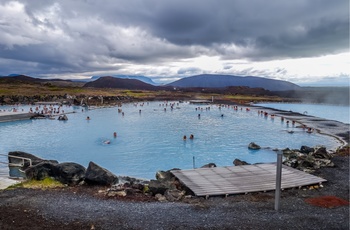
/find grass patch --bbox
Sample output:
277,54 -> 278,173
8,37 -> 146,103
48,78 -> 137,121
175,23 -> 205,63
0,89 -> 11,94
7,177 -> 65,190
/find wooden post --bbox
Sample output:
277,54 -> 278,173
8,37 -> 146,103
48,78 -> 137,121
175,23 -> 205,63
275,151 -> 283,211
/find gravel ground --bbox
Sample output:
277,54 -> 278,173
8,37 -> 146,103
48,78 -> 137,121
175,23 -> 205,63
0,154 -> 348,230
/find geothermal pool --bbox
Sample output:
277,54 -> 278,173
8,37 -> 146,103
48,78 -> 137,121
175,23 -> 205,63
0,101 -> 340,179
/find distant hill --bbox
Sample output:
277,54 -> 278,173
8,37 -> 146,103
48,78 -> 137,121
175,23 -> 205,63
83,76 -> 160,90
0,75 -> 84,87
167,74 -> 301,91
90,75 -> 157,85
0,75 -> 72,82
0,75 -> 45,83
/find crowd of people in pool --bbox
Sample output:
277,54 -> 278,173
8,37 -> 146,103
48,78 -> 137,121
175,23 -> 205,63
20,101 -> 312,145
29,105 -> 66,115
0,100 -> 316,151
2,101 -> 315,136
0,104 -> 68,116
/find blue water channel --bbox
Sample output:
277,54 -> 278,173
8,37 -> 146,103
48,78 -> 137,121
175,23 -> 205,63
0,101 -> 341,179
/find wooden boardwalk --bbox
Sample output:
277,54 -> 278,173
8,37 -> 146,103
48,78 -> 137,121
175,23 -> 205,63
0,112 -> 34,123
189,100 -> 212,104
171,163 -> 326,197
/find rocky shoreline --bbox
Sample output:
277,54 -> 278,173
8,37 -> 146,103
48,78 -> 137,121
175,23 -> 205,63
5,142 -> 347,202
0,148 -> 348,229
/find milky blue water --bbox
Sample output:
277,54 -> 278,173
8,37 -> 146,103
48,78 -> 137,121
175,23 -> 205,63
255,103 -> 350,124
0,102 -> 341,179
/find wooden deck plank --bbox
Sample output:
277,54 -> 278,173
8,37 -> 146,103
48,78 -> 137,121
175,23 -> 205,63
171,163 -> 326,196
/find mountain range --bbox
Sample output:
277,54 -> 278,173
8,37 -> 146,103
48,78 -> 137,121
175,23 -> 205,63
84,74 -> 301,91
1,74 -> 301,91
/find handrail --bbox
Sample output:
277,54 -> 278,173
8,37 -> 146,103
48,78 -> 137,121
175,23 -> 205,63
0,154 -> 32,167
0,161 -> 23,167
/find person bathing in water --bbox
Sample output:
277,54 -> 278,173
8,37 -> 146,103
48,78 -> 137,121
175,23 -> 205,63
307,127 -> 314,133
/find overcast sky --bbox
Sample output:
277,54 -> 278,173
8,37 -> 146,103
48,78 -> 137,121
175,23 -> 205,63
0,0 -> 349,85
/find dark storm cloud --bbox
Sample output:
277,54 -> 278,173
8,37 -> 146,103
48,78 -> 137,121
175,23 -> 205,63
252,18 -> 349,60
143,0 -> 349,58
0,0 -> 348,79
